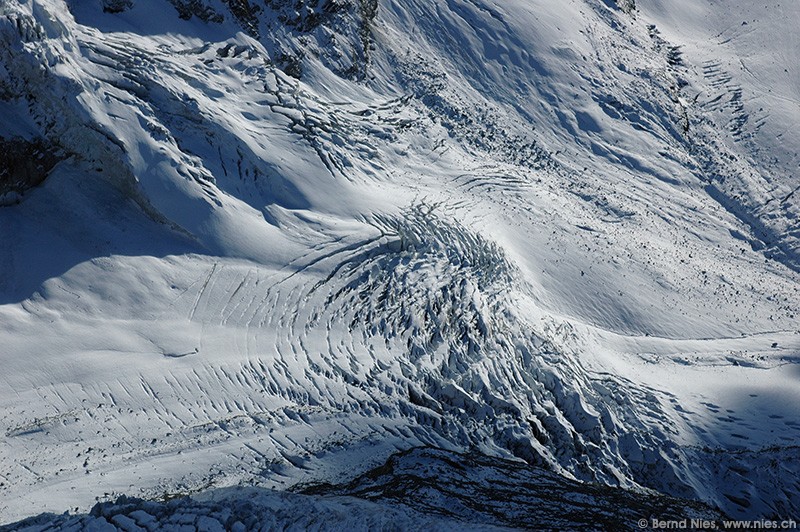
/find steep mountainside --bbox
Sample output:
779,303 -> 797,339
1,0 -> 798,526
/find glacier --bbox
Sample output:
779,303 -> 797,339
0,0 -> 798,528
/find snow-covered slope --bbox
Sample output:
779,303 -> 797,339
8,448 -> 725,531
1,0 -> 798,526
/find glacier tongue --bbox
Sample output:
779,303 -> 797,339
1,0 -> 799,525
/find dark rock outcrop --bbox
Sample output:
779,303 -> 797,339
102,0 -> 134,13
0,137 -> 61,205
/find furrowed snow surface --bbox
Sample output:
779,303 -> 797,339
0,0 -> 798,527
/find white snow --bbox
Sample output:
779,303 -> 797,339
0,0 -> 798,525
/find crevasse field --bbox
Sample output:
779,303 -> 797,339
0,0 -> 798,528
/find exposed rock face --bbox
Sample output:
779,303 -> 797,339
168,0 -> 225,23
304,448 -> 727,530
159,0 -> 377,79
247,0 -> 379,80
616,0 -> 636,14
0,137 -> 61,205
223,0 -> 262,36
87,0 -> 378,80
102,0 -> 134,13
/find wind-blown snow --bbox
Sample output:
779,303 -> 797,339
1,0 -> 798,525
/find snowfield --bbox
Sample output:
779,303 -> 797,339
0,0 -> 798,527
